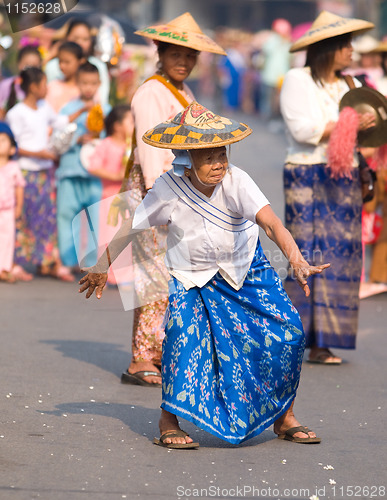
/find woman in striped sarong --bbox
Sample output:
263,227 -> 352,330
79,102 -> 329,448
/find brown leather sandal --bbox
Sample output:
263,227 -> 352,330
277,425 -> 321,444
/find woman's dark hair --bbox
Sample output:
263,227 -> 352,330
58,41 -> 84,60
65,18 -> 95,56
305,33 -> 352,84
20,67 -> 46,94
156,41 -> 173,56
6,45 -> 42,112
104,104 -> 131,136
156,41 -> 199,57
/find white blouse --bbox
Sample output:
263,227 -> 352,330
6,101 -> 68,171
280,67 -> 361,165
131,165 -> 270,291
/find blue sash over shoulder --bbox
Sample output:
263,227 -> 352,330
162,170 -> 255,232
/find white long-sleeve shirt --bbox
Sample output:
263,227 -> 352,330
280,67 -> 361,165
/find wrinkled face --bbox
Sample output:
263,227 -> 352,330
77,71 -> 100,100
333,39 -> 353,71
159,45 -> 198,85
189,146 -> 229,187
59,50 -> 82,78
67,25 -> 92,55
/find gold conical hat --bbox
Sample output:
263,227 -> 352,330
143,101 -> 252,150
290,11 -> 374,53
135,12 -> 226,55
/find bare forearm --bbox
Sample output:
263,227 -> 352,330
256,207 -> 307,266
15,186 -> 24,212
91,217 -> 139,272
268,220 -> 307,265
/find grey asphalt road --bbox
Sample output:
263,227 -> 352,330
1,114 -> 386,500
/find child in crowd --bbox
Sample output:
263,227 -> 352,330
0,123 -> 25,283
56,62 -> 111,273
6,67 -> 87,281
45,19 -> 110,106
88,104 -> 133,285
0,45 -> 42,118
46,41 -> 84,112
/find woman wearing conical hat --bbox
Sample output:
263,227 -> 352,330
280,11 -> 376,364
116,13 -> 226,388
80,101 -> 329,447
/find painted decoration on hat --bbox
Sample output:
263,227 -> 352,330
142,101 -> 252,150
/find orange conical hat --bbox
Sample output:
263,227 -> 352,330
135,12 -> 226,55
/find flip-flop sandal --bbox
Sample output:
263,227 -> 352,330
277,426 -> 321,444
307,350 -> 342,365
153,430 -> 199,449
120,370 -> 162,388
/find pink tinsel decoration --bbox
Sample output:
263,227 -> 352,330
327,106 -> 359,179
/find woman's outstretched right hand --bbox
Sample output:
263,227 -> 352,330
79,271 -> 108,299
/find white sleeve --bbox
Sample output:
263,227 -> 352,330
5,106 -> 24,140
280,68 -> 325,146
132,175 -> 178,230
224,167 -> 270,224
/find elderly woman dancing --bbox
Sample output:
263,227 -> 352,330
79,102 -> 329,448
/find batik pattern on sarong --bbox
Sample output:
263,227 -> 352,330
15,168 -> 57,268
161,242 -> 305,444
284,162 -> 362,349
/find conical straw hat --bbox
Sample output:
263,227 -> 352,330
135,12 -> 226,55
290,11 -> 374,53
143,101 -> 252,150
371,40 -> 387,53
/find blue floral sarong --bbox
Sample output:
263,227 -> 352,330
161,241 -> 305,444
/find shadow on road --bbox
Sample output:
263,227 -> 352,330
41,339 -> 129,377
41,401 -> 275,449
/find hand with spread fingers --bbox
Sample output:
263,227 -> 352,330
291,262 -> 331,297
79,270 -> 108,299
358,111 -> 376,131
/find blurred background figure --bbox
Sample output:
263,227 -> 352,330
0,44 -> 42,119
45,19 -> 110,107
0,122 -> 25,283
350,35 -> 382,87
280,11 -> 375,365
260,18 -> 292,126
217,28 -> 247,112
5,67 -> 72,281
46,41 -> 84,112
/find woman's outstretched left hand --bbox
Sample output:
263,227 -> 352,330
79,270 -> 108,299
291,262 -> 331,297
